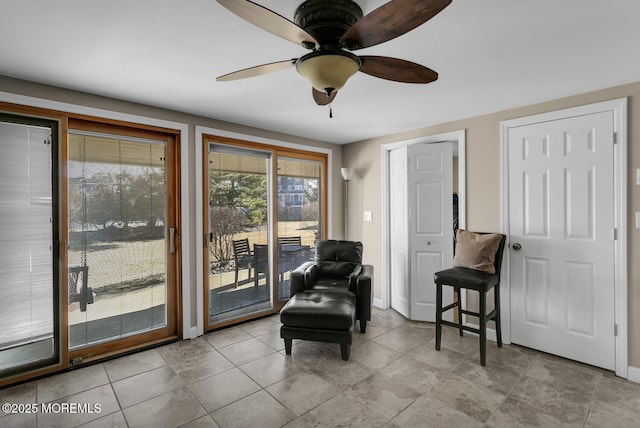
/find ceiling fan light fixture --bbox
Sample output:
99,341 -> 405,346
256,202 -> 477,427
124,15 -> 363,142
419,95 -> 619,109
296,50 -> 361,96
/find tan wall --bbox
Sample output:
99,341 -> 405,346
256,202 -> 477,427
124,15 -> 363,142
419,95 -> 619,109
343,80 -> 640,368
0,75 -> 344,330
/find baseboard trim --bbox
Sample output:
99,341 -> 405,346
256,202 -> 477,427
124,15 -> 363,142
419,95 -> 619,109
373,298 -> 384,309
627,366 -> 640,384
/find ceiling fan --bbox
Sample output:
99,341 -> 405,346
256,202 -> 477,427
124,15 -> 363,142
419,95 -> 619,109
216,0 -> 452,108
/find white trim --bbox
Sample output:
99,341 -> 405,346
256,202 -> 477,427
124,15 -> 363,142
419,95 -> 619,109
628,366 -> 640,384
380,130 -> 466,313
195,125 -> 333,335
500,98 -> 628,378
0,90 -> 195,340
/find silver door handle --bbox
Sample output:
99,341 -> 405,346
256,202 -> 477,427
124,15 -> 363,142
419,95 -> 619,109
512,242 -> 522,251
170,227 -> 176,253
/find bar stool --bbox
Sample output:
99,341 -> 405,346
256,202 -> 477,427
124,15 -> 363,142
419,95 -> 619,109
433,231 -> 507,366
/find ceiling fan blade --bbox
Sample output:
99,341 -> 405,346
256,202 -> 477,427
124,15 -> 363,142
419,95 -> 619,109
312,88 -> 337,106
216,59 -> 296,81
359,56 -> 438,83
340,0 -> 451,50
217,0 -> 318,47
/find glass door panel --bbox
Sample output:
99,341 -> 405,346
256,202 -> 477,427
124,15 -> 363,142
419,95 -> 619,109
68,131 -> 170,350
276,158 -> 322,302
208,145 -> 272,324
0,117 -> 58,377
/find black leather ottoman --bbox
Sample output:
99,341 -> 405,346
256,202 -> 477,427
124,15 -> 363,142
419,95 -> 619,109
280,289 -> 356,360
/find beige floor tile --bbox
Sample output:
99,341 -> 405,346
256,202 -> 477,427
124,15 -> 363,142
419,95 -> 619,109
112,365 -> 184,408
238,352 -> 302,388
372,328 -> 426,353
188,367 -> 260,412
350,337 -> 403,370
36,384 -> 120,428
381,356 -> 446,394
593,375 -> 640,415
405,343 -> 466,370
204,326 -> 253,349
392,393 -> 485,428
486,397 -> 581,428
76,410 -> 128,428
122,388 -> 206,428
307,356 -> 375,389
428,373 -> 507,422
169,349 -> 234,384
585,400 -> 640,428
346,372 -> 421,420
266,371 -> 340,416
217,337 -> 277,366
36,364 -> 110,403
284,393 -> 389,428
509,376 -> 590,424
159,338 -> 214,365
211,390 -> 295,428
104,348 -> 167,382
180,414 -> 220,428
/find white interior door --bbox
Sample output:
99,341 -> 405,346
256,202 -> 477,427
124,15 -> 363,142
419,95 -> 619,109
409,142 -> 453,321
508,111 -> 616,370
389,147 -> 410,318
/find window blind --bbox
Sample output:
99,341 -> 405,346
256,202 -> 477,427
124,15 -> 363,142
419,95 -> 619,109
0,121 -> 54,350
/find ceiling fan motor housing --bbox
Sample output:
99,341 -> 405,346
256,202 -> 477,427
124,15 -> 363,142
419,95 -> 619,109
294,0 -> 363,47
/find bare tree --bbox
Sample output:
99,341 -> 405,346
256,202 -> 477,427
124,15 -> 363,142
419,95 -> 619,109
210,206 -> 246,265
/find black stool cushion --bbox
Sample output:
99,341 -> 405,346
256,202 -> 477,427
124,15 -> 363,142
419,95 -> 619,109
280,290 -> 355,331
433,267 -> 499,291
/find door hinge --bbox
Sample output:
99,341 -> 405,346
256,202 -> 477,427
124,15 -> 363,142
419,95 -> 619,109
613,228 -> 618,240
613,132 -> 617,144
614,324 -> 618,336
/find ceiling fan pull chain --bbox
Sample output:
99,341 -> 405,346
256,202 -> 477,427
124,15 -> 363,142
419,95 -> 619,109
329,103 -> 333,118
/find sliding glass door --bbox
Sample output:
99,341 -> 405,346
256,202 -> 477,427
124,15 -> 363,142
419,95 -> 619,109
204,136 -> 327,329
0,115 -> 59,377
276,157 -> 323,303
67,122 -> 179,362
207,145 -> 271,323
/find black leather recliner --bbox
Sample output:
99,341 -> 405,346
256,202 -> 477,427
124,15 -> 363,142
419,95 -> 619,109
289,240 -> 373,333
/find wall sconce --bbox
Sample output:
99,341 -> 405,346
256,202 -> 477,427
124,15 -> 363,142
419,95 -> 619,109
341,168 -> 353,238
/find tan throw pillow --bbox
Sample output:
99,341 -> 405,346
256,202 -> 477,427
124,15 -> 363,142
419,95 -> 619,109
452,230 -> 502,274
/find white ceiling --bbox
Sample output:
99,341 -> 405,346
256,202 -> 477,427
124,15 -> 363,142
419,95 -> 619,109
1,0 -> 639,144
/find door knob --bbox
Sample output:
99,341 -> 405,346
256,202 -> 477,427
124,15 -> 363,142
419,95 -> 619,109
512,243 -> 522,251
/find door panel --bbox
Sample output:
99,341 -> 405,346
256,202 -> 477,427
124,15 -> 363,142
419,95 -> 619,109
67,124 -> 178,361
207,146 -> 272,324
509,111 -> 615,370
389,147 -> 409,317
409,143 -> 453,321
0,117 -> 58,378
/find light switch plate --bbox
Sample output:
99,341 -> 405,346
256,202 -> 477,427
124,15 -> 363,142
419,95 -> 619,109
636,212 -> 640,229
637,168 -> 640,185
363,211 -> 373,222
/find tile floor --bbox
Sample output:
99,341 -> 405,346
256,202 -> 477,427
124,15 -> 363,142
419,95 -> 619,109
2,307 -> 640,427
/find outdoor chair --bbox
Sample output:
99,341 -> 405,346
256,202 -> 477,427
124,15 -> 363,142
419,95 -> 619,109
253,243 -> 298,286
69,265 -> 93,312
277,236 -> 301,246
232,238 -> 253,288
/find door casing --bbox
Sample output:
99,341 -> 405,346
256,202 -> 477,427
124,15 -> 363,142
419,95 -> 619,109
500,98 -> 628,378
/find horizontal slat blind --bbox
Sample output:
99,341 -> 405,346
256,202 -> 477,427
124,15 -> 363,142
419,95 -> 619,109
0,122 -> 53,349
